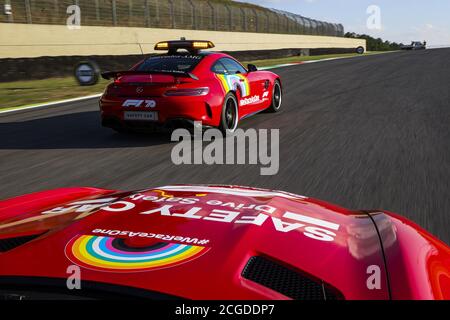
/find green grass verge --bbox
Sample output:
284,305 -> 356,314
0,52 -> 388,111
0,77 -> 109,111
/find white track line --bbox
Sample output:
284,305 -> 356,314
259,53 -> 383,70
0,93 -> 102,115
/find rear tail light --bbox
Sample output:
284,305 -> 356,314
164,87 -> 209,97
105,84 -> 120,96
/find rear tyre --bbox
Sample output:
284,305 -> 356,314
267,80 -> 282,113
219,93 -> 239,135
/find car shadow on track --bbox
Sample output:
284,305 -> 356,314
0,111 -> 174,149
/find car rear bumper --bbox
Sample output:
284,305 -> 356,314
99,95 -> 220,129
101,116 -> 215,132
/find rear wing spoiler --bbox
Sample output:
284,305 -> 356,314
101,70 -> 199,81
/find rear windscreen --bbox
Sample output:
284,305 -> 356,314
136,55 -> 203,73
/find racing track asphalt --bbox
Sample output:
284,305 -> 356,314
1,49 -> 449,244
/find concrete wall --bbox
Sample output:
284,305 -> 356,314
0,23 -> 366,59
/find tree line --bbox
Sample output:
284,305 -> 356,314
345,32 -> 404,51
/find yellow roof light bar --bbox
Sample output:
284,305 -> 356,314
192,41 -> 214,49
155,42 -> 169,50
154,40 -> 215,52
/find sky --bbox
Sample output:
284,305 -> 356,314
237,0 -> 450,47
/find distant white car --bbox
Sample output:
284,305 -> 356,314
401,41 -> 427,50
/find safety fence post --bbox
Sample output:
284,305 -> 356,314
276,13 -> 281,33
319,21 -> 325,35
251,8 -> 257,33
187,0 -> 196,30
94,0 -> 100,21
128,0 -> 132,25
263,10 -> 269,33
144,0 -> 150,27
168,0 -> 175,28
284,14 -> 289,34
112,0 -> 117,26
240,7 -> 246,32
24,0 -> 32,23
206,1 -> 216,31
224,3 -> 232,31
295,18 -> 300,35
52,0 -> 59,23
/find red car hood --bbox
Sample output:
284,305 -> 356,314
0,185 -> 390,300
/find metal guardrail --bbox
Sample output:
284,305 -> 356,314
2,0 -> 344,37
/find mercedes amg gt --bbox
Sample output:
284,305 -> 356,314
100,40 -> 282,134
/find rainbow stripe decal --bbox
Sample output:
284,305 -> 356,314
216,74 -> 250,97
65,235 -> 209,272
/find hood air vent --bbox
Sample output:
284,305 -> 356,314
242,256 -> 340,300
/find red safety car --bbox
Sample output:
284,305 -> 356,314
0,185 -> 449,300
99,40 -> 282,134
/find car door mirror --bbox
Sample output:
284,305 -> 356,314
247,64 -> 258,72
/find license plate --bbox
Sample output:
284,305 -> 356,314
124,111 -> 158,121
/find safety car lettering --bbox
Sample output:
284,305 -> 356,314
240,95 -> 261,106
90,229 -> 210,245
42,197 -> 117,215
137,204 -> 340,242
122,99 -> 156,108
43,189 -> 339,243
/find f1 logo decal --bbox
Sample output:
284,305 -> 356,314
122,100 -> 156,108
